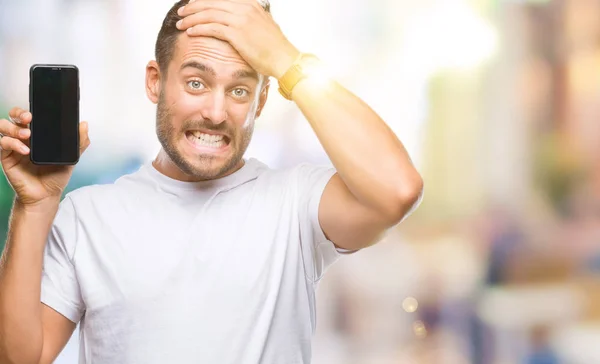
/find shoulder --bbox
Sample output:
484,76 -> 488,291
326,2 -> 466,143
288,162 -> 336,191
249,161 -> 335,205
291,162 -> 335,177
64,166 -> 149,208
63,184 -> 112,209
254,160 -> 334,183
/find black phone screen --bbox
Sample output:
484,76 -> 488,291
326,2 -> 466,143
30,65 -> 79,164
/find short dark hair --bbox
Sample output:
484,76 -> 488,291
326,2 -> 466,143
155,0 -> 271,76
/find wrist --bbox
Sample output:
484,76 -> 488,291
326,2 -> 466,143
276,52 -> 325,100
14,196 -> 61,215
272,45 -> 300,80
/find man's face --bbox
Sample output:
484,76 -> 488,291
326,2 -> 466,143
154,35 -> 267,180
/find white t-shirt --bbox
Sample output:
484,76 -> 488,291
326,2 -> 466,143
41,158 -> 346,364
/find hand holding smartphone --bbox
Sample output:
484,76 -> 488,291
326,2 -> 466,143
29,64 -> 80,165
0,65 -> 90,207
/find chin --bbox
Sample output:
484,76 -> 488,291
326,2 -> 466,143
188,158 -> 230,178
176,146 -> 242,180
159,131 -> 247,180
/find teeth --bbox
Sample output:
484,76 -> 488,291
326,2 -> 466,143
189,132 -> 224,142
194,138 -> 225,148
188,133 -> 226,148
187,131 -> 227,149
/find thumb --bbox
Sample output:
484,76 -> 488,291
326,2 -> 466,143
79,121 -> 91,154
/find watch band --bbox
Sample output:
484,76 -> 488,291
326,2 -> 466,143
277,53 -> 317,100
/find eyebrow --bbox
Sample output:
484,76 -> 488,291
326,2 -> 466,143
181,61 -> 258,81
232,69 -> 259,81
181,61 -> 216,76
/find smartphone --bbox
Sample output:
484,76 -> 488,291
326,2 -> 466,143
29,64 -> 80,165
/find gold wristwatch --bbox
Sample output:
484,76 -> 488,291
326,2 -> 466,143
277,53 -> 321,100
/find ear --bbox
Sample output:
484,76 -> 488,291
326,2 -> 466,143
146,61 -> 161,104
255,79 -> 270,118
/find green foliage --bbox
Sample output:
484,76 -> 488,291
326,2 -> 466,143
0,104 -> 11,254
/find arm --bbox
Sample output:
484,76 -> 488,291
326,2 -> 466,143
0,201 -> 76,364
0,107 -> 89,364
176,0 -> 424,251
291,76 -> 423,251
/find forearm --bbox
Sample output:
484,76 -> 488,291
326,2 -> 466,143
0,199 -> 59,364
292,78 -> 423,218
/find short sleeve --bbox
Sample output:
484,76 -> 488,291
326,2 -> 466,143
295,163 -> 343,283
41,195 -> 85,323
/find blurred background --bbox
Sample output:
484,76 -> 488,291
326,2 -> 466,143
2,0 -> 600,363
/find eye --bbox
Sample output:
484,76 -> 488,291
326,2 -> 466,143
231,88 -> 249,98
187,80 -> 205,90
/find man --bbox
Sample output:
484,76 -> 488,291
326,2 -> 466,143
0,0 -> 423,363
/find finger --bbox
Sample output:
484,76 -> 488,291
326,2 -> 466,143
0,135 -> 30,155
8,107 -> 31,126
79,122 -> 91,154
14,111 -> 32,126
177,9 -> 239,30
8,107 -> 24,120
0,118 -> 31,140
186,23 -> 233,41
178,0 -> 241,17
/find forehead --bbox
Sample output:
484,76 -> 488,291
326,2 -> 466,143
171,34 -> 253,75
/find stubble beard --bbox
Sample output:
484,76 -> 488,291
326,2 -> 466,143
155,92 -> 254,180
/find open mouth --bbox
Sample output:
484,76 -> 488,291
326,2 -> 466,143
185,130 -> 231,150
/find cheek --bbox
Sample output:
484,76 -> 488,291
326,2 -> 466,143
164,89 -> 203,121
171,85 -> 201,110
229,101 -> 257,126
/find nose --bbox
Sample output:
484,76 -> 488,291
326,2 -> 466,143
199,91 -> 228,125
